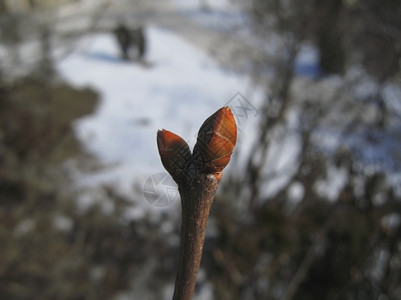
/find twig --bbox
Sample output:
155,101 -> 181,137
173,175 -> 219,300
157,107 -> 237,300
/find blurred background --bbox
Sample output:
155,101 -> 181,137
0,0 -> 400,299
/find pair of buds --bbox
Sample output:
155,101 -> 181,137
157,107 -> 237,184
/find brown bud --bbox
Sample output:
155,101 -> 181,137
157,129 -> 191,181
193,106 -> 237,174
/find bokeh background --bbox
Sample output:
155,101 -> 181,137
1,0 -> 400,299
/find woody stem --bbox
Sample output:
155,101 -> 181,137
172,174 -> 219,300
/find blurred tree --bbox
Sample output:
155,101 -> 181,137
0,76 -> 177,300
206,0 -> 401,299
249,0 -> 401,77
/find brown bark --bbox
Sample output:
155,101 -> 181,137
172,174 -> 219,300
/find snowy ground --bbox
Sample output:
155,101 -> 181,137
56,25 -> 264,213
52,0 -> 401,214
52,0 -> 311,209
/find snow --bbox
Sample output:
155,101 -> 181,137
52,1 -> 400,212
260,130 -> 302,198
383,84 -> 401,116
53,215 -> 74,232
174,0 -> 249,34
287,181 -> 305,203
174,0 -> 235,11
56,26 -> 260,205
315,166 -> 348,202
